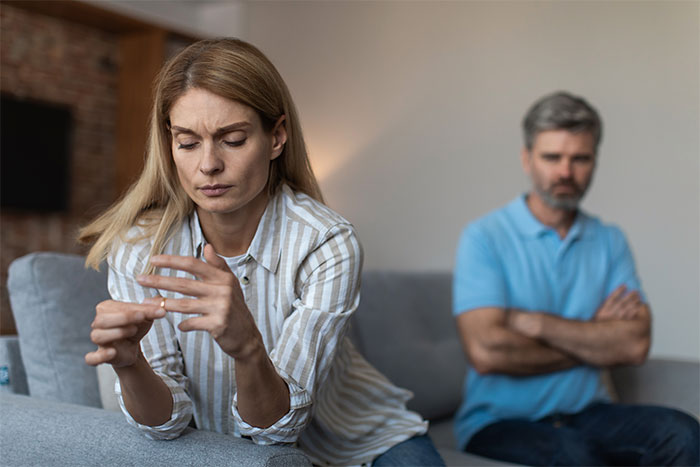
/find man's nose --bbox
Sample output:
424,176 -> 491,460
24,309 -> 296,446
199,143 -> 224,175
558,159 -> 573,179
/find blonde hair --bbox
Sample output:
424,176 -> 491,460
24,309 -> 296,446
79,38 -> 323,269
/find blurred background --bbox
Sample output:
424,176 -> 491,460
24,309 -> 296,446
1,0 -> 697,362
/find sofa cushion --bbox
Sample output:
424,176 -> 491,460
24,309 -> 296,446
350,271 -> 466,421
0,393 -> 311,466
7,252 -> 109,407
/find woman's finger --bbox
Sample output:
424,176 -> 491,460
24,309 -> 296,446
149,254 -> 230,281
90,326 -> 139,345
93,310 -> 145,329
178,316 -> 212,333
85,346 -> 116,366
202,244 -> 231,272
157,297 -> 211,315
97,299 -> 166,317
136,274 -> 215,297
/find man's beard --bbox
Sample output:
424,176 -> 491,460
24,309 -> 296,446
535,180 -> 588,211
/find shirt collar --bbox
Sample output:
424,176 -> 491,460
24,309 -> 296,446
189,188 -> 284,274
509,194 -> 549,237
509,194 -> 590,241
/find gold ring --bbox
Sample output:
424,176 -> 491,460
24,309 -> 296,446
160,297 -> 167,311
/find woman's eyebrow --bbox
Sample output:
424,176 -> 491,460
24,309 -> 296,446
214,122 -> 251,136
170,122 -> 252,137
170,126 -> 197,136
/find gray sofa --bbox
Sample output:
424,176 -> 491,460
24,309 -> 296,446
3,252 -> 699,466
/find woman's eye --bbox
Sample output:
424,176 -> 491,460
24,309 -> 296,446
178,142 -> 197,150
224,139 -> 246,148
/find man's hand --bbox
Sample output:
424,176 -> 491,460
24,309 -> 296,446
595,285 -> 643,321
456,307 -> 580,375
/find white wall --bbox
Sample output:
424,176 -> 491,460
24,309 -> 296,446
243,1 -> 700,362
109,1 -> 700,361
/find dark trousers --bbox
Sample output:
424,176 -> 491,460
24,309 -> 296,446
373,434 -> 445,466
465,403 -> 699,466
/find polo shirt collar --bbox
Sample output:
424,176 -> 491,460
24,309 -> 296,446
188,189 -> 283,274
509,194 -> 549,237
510,194 -> 590,241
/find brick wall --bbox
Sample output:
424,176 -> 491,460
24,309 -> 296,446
1,5 -> 118,333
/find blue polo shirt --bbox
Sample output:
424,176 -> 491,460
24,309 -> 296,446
452,195 -> 645,450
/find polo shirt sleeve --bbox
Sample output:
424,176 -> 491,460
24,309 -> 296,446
453,223 -> 508,316
605,226 -> 647,303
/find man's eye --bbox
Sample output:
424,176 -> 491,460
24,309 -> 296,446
178,142 -> 197,150
224,139 -> 246,148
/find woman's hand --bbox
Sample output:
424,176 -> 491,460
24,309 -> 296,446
136,244 -> 263,360
85,298 -> 166,368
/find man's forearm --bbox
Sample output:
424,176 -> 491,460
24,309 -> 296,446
468,325 -> 580,375
512,308 -> 651,367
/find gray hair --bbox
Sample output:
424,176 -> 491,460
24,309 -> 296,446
522,91 -> 602,151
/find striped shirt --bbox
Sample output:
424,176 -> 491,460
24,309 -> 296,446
109,185 -> 428,466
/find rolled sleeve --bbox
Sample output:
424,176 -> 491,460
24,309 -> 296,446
115,372 -> 193,440
232,368 -> 313,444
107,234 -> 194,440
236,223 -> 362,445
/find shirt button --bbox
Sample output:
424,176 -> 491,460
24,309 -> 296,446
241,276 -> 250,285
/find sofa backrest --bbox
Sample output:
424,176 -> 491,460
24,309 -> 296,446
7,252 -> 109,407
349,270 -> 465,422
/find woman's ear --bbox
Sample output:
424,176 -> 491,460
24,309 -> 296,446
270,115 -> 287,161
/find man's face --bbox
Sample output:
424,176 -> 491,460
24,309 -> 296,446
521,129 -> 597,211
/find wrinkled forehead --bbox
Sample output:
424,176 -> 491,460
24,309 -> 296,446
168,88 -> 260,134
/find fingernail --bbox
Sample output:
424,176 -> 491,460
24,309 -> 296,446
136,275 -> 147,282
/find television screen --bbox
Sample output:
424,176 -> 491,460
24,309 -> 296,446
1,94 -> 72,212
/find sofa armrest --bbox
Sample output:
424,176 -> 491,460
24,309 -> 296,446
611,358 -> 699,418
0,336 -> 28,395
0,393 -> 311,466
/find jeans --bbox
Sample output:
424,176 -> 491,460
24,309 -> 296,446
372,434 -> 445,466
465,403 -> 699,466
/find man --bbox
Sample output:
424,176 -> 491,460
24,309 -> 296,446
453,91 -> 699,466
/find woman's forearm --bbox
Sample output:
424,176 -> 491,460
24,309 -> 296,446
114,352 -> 173,426
234,337 -> 290,428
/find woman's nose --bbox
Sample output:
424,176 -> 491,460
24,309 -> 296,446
199,144 -> 224,175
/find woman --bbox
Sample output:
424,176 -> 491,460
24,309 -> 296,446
80,38 -> 443,466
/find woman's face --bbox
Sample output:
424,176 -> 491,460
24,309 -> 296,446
168,88 -> 286,219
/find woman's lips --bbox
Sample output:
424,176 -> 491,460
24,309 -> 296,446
199,184 -> 232,196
